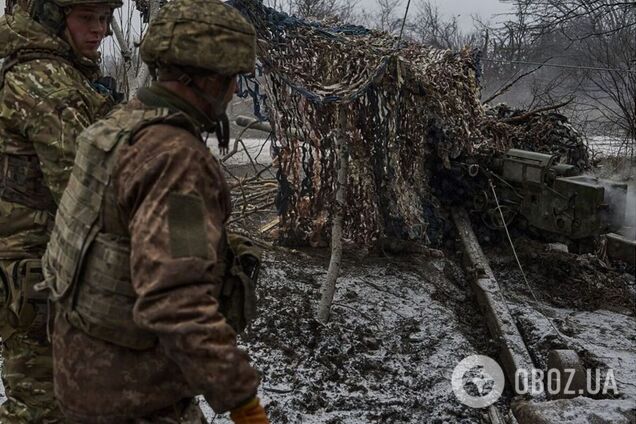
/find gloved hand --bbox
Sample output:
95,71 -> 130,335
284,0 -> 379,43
230,397 -> 270,424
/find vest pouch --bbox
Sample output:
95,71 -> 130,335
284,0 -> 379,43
0,153 -> 56,211
4,259 -> 46,330
69,232 -> 157,350
219,233 -> 262,333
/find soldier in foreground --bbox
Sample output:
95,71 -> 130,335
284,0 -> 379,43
0,0 -> 121,421
41,0 -> 269,422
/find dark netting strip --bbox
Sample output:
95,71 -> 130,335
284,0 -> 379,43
230,0 -> 587,247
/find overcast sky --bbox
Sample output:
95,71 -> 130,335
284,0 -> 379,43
0,0 -> 513,26
0,0 -> 513,33
358,0 -> 512,28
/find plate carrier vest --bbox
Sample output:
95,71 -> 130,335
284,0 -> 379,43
42,106 -> 206,350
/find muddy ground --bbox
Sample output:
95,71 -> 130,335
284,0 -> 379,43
1,237 -> 633,422
1,150 -> 634,423
200,230 -> 635,423
0,245 -> 503,423
203,248 -> 499,423
484,237 -> 636,401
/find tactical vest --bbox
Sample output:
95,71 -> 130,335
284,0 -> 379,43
42,107 -> 199,350
42,106 -> 261,350
0,51 -> 109,211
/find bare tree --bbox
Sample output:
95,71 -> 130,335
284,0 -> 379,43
265,0 -> 359,22
501,0 -> 636,39
576,21 -> 636,143
482,0 -> 635,151
358,0 -> 403,34
317,112 -> 349,323
263,0 -> 294,15
408,1 -> 481,49
102,0 -> 149,99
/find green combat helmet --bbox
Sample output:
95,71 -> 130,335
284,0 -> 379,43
23,0 -> 123,34
140,0 -> 256,152
140,0 -> 256,77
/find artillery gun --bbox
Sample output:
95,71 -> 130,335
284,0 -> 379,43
476,149 -> 625,237
440,148 -> 634,263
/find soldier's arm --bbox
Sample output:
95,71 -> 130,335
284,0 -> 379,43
26,88 -> 93,203
115,123 -> 259,414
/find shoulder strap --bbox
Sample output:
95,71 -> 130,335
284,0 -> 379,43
128,110 -> 203,146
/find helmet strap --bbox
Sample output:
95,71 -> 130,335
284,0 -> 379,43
175,71 -> 232,154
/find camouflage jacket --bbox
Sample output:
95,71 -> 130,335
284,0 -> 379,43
0,8 -> 112,259
51,86 -> 259,422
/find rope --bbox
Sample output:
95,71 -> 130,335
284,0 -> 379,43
488,178 -> 567,342
482,58 -> 636,74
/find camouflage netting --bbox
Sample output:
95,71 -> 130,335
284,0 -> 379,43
231,0 -> 589,247
480,104 -> 590,170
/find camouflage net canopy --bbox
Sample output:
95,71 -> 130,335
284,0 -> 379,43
481,104 -> 590,170
232,0 -> 588,247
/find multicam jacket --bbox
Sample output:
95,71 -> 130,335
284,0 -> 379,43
0,7 -> 112,259
45,86 -> 259,423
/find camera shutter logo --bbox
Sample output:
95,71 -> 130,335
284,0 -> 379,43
452,355 -> 506,408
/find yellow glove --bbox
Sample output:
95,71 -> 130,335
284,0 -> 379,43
230,397 -> 270,424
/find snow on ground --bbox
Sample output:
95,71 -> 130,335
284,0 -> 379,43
208,137 -> 273,167
205,249 -> 495,423
487,237 -> 636,404
1,249 -> 497,423
512,305 -> 636,400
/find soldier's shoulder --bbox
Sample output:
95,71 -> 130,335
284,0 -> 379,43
5,58 -> 90,100
79,103 -> 149,147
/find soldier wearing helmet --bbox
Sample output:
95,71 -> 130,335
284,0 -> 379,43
0,0 -> 121,421
40,0 -> 269,422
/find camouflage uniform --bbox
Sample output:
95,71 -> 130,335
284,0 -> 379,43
0,4 -> 117,422
41,1 -> 269,423
46,92 -> 260,423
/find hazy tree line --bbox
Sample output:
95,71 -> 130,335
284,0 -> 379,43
487,1 -> 635,147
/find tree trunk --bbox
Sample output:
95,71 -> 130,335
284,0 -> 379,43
110,19 -> 132,64
131,0 -> 162,94
317,111 -> 349,323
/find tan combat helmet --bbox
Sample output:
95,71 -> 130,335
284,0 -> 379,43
140,0 -> 256,76
26,0 -> 123,34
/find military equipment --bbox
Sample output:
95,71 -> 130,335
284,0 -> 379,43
139,0 -> 256,76
221,233 -> 262,333
3,259 -> 47,329
42,107 -> 198,351
28,0 -> 122,34
490,149 -> 625,239
42,104 -> 262,352
450,148 -> 628,243
93,76 -> 124,104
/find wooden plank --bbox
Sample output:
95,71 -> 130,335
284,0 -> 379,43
451,208 -> 538,398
